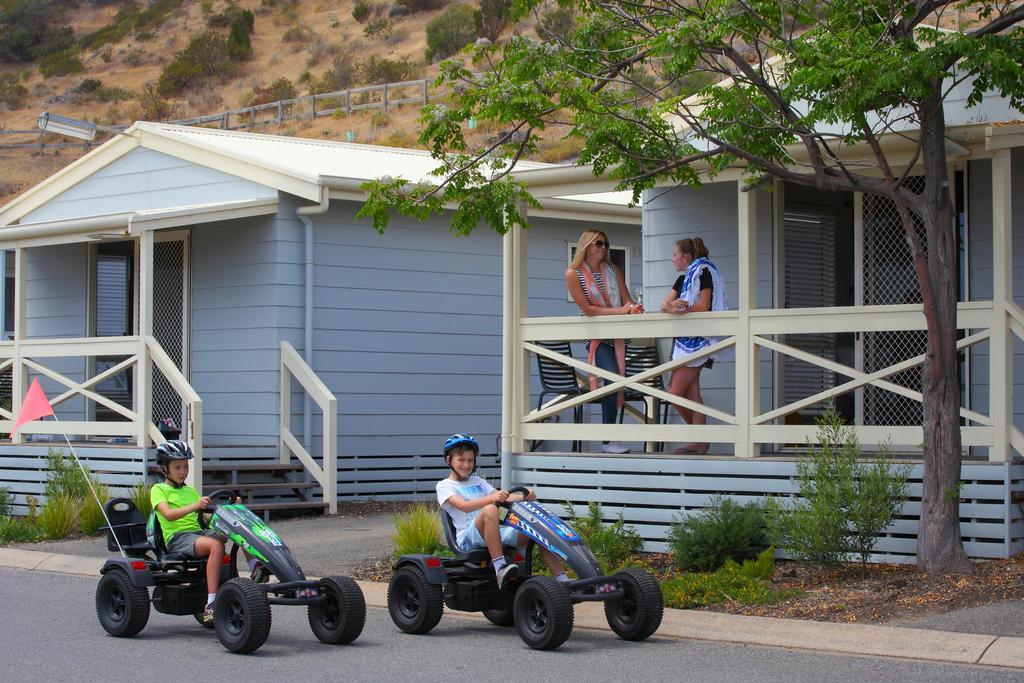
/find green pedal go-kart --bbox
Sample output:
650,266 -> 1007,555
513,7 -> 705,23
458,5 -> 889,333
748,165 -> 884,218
387,486 -> 664,651
96,489 -> 365,654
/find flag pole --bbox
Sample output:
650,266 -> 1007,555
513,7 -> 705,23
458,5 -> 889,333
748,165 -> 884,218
50,414 -> 127,558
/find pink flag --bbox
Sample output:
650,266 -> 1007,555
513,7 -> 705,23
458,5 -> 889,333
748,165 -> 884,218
11,378 -> 54,435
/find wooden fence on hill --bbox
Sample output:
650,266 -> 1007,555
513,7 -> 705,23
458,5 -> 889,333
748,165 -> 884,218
0,78 -> 432,150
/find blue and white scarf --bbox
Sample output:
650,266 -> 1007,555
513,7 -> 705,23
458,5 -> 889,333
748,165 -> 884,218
673,257 -> 734,362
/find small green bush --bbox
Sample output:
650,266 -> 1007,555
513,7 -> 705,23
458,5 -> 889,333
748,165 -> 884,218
38,49 -> 85,78
0,486 -> 10,517
0,74 -> 28,109
43,449 -> 89,501
37,491 -> 80,539
79,482 -> 111,536
398,0 -> 448,12
0,516 -> 41,545
425,4 -> 478,62
566,501 -> 643,571
128,480 -> 152,520
157,32 -> 236,96
392,503 -> 445,555
226,9 -> 255,60
660,549 -> 791,609
124,48 -> 145,67
360,55 -> 415,85
352,0 -> 373,23
473,0 -> 511,42
766,409 -> 911,567
0,0 -> 75,62
247,77 -> 297,107
668,497 -> 769,571
364,18 -> 393,38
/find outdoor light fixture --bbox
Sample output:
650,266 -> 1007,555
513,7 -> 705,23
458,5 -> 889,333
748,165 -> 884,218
36,112 -> 131,141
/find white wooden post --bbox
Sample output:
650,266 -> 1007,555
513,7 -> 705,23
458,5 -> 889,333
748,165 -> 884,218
501,203 -> 528,488
990,151 -> 1013,461
736,183 -> 759,457
280,349 -> 291,465
10,248 -> 26,445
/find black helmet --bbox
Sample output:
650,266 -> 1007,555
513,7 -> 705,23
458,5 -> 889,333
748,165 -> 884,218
155,439 -> 193,466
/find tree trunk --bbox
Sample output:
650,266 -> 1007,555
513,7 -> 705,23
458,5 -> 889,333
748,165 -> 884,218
914,92 -> 973,573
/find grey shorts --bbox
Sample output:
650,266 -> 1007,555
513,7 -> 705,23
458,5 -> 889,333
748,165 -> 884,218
165,529 -> 225,557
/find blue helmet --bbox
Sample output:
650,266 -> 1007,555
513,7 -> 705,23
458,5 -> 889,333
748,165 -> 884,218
443,433 -> 479,457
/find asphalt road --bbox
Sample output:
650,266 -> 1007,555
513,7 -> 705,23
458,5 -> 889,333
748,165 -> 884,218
1,568 -> 1019,682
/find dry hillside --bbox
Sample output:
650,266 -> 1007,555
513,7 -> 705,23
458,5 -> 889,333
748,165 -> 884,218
0,0 -> 578,206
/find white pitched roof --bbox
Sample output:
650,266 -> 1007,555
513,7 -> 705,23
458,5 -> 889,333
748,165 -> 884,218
134,122 -> 555,185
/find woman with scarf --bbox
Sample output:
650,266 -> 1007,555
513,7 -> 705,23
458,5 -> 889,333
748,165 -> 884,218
565,229 -> 643,454
660,237 -> 730,455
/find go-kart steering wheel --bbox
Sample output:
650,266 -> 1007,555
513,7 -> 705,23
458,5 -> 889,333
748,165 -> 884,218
500,486 -> 531,506
197,488 -> 238,528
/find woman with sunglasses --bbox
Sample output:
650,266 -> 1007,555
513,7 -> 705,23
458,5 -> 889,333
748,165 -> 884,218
565,229 -> 643,454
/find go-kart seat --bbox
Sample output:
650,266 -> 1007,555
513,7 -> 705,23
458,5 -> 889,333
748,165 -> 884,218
440,508 -> 517,564
147,512 -> 193,562
102,498 -> 154,558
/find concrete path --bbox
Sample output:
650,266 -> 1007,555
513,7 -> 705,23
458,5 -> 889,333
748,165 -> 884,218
2,545 -> 1023,670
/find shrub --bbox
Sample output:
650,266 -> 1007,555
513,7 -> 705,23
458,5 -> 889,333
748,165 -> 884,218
157,32 -> 236,96
124,48 -> 145,67
37,491 -> 79,539
360,55 -> 415,85
0,516 -> 41,545
668,497 -> 770,572
282,25 -> 314,43
766,409 -> 911,567
364,18 -> 393,38
43,449 -> 89,501
315,52 -> 359,91
392,503 -> 445,555
0,0 -> 75,62
95,86 -> 135,103
397,0 -> 448,12
539,6 -> 575,42
79,0 -> 183,51
38,49 -> 85,78
249,77 -> 297,105
0,74 -> 28,109
352,0 -> 373,23
660,549 -> 791,609
566,501 -> 643,570
425,4 -> 478,62
0,486 -> 10,517
130,480 -> 153,520
79,482 -> 112,536
474,0 -> 511,42
139,83 -> 176,120
227,9 -> 255,60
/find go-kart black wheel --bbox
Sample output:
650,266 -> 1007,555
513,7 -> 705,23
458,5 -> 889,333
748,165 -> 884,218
214,577 -> 272,654
387,565 -> 443,634
95,568 -> 150,637
309,575 -> 366,644
513,576 -> 573,650
483,608 -> 514,626
604,568 -> 663,641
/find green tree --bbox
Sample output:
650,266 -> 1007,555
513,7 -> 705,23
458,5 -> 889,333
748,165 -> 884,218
360,1 -> 1024,573
425,4 -> 478,62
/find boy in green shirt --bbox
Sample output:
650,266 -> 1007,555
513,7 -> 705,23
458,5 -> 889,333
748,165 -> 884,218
150,440 -> 266,624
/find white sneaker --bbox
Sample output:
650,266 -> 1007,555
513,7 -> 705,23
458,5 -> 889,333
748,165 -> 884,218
495,563 -> 519,588
601,441 -> 631,454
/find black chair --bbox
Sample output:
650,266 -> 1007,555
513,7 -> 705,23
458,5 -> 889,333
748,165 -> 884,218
439,509 -> 517,564
101,498 -> 153,558
533,341 -> 602,452
616,344 -> 673,450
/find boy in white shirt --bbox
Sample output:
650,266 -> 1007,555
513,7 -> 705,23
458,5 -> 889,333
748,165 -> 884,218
436,434 -> 567,588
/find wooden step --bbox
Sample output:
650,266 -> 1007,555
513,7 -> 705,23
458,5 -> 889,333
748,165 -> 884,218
202,462 -> 305,473
202,481 -> 320,493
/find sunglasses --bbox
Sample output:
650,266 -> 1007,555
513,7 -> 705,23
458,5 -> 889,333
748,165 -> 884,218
591,239 -> 608,248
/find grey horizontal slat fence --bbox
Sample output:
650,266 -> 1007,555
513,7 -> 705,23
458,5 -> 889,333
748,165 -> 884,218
0,444 -> 147,516
512,454 -> 1024,563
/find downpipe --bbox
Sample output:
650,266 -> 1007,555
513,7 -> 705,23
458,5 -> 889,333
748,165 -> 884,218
295,187 -> 330,456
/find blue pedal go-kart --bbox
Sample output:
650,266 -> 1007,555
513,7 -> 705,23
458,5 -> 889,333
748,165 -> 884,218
387,487 -> 663,650
96,488 -> 365,654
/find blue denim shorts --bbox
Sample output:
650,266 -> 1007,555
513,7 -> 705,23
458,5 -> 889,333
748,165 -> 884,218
459,524 -> 519,552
